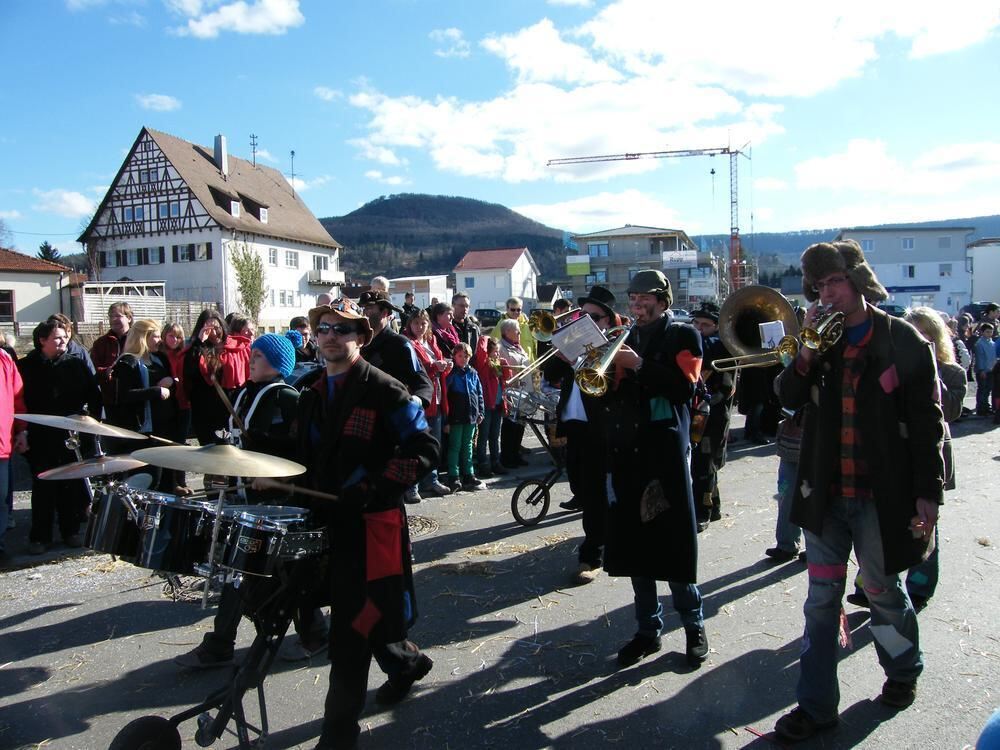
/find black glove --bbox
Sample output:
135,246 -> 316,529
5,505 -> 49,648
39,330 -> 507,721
340,480 -> 371,511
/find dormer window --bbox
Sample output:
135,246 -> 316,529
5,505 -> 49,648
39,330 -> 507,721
259,207 -> 268,224
230,200 -> 241,217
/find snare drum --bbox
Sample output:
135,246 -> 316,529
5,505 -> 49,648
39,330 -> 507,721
135,493 -> 216,575
84,485 -> 142,560
217,511 -> 298,577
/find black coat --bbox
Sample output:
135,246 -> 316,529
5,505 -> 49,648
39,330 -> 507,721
106,352 -> 176,436
603,317 -> 702,583
361,328 -> 433,408
776,307 -> 945,575
453,317 -> 481,354
295,360 -> 439,642
700,335 -> 735,467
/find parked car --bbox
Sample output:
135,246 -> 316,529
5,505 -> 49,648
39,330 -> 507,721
961,301 -> 994,321
474,308 -> 503,331
877,303 -> 907,317
670,308 -> 692,323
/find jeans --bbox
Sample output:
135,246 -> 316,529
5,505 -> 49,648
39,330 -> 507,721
976,371 -> 992,412
418,414 -> 443,491
0,459 -> 9,552
798,495 -> 922,722
447,423 -> 476,478
774,458 -> 803,553
476,408 -> 502,466
630,576 -> 704,637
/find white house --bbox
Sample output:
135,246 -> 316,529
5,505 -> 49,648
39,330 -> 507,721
388,275 -> 451,309
0,247 -> 73,335
453,247 -> 539,313
967,238 -> 1000,304
836,225 -> 974,313
78,127 -> 344,332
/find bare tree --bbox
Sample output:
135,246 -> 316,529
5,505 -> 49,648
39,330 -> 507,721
0,218 -> 11,248
230,241 -> 268,325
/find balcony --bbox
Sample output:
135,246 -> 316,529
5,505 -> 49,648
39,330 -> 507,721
307,269 -> 345,285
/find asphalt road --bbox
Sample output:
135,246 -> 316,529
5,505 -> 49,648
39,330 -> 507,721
1,410 -> 998,750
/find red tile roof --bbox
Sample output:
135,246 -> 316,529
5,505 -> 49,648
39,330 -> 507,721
0,247 -> 72,274
454,247 -> 528,272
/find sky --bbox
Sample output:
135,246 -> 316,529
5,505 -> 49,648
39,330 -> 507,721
1,0 -> 999,257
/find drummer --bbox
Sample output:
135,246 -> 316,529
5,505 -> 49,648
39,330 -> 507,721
296,302 -> 439,750
174,333 -> 327,668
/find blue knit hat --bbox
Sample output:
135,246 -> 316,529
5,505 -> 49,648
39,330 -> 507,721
252,333 -> 296,378
284,329 -> 303,349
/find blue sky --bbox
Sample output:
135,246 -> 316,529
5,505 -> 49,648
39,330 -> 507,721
1,0 -> 998,256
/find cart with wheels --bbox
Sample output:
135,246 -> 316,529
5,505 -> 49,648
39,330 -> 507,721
506,389 -> 564,526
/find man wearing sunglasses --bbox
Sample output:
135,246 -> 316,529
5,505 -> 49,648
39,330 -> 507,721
489,296 -> 536,362
772,241 -> 945,742
296,303 -> 439,750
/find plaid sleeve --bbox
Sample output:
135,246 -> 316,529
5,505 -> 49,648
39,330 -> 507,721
379,395 -> 438,491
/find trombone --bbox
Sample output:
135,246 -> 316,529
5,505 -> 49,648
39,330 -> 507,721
529,308 -> 581,342
575,324 -> 634,397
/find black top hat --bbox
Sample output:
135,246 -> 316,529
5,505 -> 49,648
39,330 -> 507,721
358,290 -> 403,314
577,285 -> 616,319
689,301 -> 720,323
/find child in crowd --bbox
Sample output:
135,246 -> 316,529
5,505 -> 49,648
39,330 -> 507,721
473,336 -> 509,478
445,342 -> 486,492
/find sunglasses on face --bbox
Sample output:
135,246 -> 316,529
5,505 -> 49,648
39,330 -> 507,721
509,308 -> 521,313
588,312 -> 607,322
315,322 -> 358,337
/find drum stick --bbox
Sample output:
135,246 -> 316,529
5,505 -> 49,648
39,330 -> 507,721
253,478 -> 339,503
210,376 -> 246,433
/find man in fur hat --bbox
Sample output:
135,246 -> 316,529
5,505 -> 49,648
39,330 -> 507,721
689,301 -> 735,532
772,240 -> 945,742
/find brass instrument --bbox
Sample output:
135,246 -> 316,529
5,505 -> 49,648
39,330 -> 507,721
575,324 -> 634,397
529,307 -> 581,342
712,286 -> 802,372
506,346 -> 559,385
800,304 -> 845,352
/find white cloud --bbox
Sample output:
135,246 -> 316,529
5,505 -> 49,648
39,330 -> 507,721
348,138 -> 407,167
108,10 -> 145,26
794,139 -> 1000,195
289,175 -> 332,193
313,86 -> 342,102
255,148 -> 278,163
173,0 -> 304,39
514,189 -> 688,233
481,18 -> 621,85
364,170 -> 408,186
576,0 -> 1000,98
754,177 -> 788,192
0,210 -> 21,220
135,93 -> 182,111
32,189 -> 97,218
429,28 -> 470,58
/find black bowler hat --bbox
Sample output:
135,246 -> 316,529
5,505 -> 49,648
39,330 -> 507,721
577,285 -> 616,319
690,301 -> 720,323
358,290 -> 403,314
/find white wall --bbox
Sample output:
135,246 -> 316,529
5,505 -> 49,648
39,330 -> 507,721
0,273 -> 69,328
456,269 -> 511,312
970,243 -> 1000,303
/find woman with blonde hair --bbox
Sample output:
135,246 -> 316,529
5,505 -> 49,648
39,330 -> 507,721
106,319 -> 176,439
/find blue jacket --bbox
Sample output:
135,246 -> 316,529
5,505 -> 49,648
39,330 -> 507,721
446,365 -> 485,424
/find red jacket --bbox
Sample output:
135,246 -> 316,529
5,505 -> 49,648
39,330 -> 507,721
191,334 -> 251,393
162,345 -> 191,410
0,349 -> 26,459
404,332 -> 448,419
473,336 -> 509,415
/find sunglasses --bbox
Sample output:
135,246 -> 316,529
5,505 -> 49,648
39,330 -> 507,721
509,308 -> 522,313
315,322 -> 359,337
588,312 -> 608,322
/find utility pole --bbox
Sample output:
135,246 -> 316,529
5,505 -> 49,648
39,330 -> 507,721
548,144 -> 752,291
250,134 -> 258,167
289,150 -> 296,198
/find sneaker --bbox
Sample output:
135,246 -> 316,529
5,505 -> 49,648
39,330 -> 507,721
374,653 -> 433,705
616,634 -> 661,667
764,547 -> 798,563
559,497 -> 582,511
173,645 -> 234,669
63,534 -> 84,548
280,636 -> 327,662
685,625 -> 709,666
447,476 -> 463,493
879,678 -> 917,709
490,462 -> 508,475
423,480 -> 453,497
403,487 -> 422,504
574,562 -> 602,584
27,541 -> 46,555
774,706 -> 838,742
845,590 -> 870,608
461,475 -> 486,491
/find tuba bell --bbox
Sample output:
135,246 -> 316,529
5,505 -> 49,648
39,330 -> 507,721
712,286 -> 802,372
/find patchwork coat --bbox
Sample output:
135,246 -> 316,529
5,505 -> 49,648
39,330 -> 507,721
776,307 -> 945,575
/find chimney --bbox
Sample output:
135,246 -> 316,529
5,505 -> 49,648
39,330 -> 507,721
214,134 -> 229,178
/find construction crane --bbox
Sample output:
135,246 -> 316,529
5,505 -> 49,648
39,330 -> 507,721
547,144 -> 753,291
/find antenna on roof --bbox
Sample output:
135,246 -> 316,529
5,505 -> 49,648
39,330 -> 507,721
250,133 -> 258,167
289,149 -> 296,198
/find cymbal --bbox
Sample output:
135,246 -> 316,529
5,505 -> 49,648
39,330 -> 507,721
131,444 -> 306,478
38,455 -> 149,480
16,413 -> 149,441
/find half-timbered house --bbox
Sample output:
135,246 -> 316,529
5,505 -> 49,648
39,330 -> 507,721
78,127 -> 344,332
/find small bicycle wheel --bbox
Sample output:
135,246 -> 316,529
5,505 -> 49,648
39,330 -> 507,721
511,480 -> 550,526
109,716 -> 182,750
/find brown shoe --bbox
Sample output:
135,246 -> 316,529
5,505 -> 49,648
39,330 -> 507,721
574,563 -> 602,584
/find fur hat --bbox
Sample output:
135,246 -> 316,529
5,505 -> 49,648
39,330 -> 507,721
800,240 -> 888,304
252,333 -> 296,379
627,270 -> 673,307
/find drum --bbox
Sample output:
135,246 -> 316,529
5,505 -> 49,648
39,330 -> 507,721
84,485 -> 142,560
280,529 -> 328,561
135,493 -> 216,575
217,511 -> 296,577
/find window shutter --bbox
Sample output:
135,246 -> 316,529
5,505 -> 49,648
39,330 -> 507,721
172,245 -> 178,262
141,248 -> 148,265
100,251 -> 107,268
116,250 -> 124,267
205,242 -> 212,260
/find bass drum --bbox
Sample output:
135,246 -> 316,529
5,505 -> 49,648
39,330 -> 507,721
84,485 -> 142,561
135,494 -> 215,575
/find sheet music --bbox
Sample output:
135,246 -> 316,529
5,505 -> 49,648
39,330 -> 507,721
551,314 -> 608,362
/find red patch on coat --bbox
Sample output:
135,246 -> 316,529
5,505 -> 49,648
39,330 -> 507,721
366,508 -> 404,581
344,407 -> 377,440
675,351 -> 702,383
879,365 -> 900,394
351,597 -> 381,637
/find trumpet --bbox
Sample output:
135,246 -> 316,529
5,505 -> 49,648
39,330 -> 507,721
529,307 -> 581,342
575,324 -> 634,397
800,304 -> 845,353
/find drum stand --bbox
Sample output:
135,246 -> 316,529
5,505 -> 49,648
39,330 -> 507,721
64,429 -> 99,503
